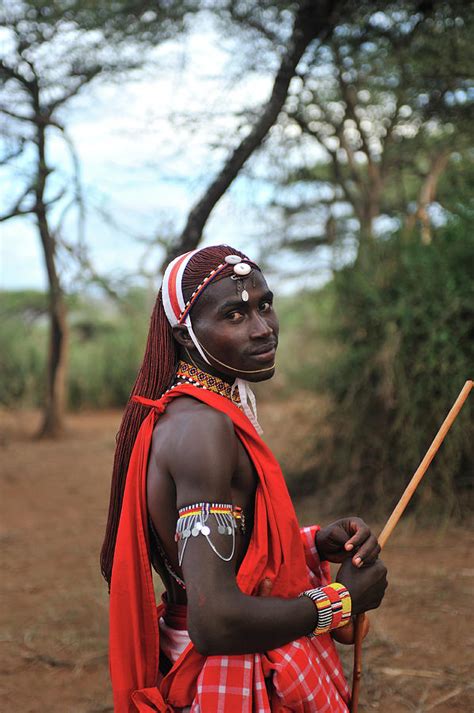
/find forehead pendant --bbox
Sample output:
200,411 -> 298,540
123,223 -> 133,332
225,254 -> 251,301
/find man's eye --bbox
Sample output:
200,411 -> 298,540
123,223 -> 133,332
227,311 -> 244,321
260,301 -> 272,312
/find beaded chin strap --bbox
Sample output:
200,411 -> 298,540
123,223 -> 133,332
161,248 -> 265,434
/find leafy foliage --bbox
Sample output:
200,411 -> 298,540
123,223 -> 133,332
266,1 -> 474,261
315,217 -> 474,519
68,290 -> 150,409
0,288 -> 150,409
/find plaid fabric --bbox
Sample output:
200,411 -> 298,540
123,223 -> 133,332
188,526 -> 349,713
111,386 -> 350,713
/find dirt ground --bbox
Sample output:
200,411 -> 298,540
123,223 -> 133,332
1,408 -> 473,713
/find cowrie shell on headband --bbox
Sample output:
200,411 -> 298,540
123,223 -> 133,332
225,255 -> 241,265
234,262 -> 251,276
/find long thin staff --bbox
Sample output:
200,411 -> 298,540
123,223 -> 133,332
350,379 -> 473,713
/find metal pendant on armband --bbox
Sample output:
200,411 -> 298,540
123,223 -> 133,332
176,502 -> 246,566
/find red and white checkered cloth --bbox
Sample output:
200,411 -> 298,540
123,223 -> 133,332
112,387 -> 351,712
189,526 -> 349,712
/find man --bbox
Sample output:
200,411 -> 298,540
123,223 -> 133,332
101,245 -> 387,712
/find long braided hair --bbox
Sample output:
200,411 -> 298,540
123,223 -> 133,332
100,245 -> 258,587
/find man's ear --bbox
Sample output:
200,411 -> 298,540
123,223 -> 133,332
172,324 -> 194,349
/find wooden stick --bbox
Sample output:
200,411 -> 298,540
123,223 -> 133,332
350,379 -> 472,713
378,379 -> 472,549
350,613 -> 365,712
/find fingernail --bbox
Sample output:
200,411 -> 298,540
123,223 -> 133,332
354,556 -> 362,566
345,543 -> 353,550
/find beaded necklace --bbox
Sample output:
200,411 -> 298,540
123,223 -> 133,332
149,363 -> 244,590
173,360 -> 241,406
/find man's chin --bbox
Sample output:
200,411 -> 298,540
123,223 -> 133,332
244,367 -> 276,383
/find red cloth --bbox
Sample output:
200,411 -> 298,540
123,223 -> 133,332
109,385 -> 349,711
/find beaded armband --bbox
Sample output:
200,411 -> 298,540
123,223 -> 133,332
299,583 -> 352,637
176,502 -> 246,566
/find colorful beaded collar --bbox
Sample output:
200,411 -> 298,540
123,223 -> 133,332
174,360 -> 241,405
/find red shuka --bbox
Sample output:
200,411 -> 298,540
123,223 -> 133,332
109,384 -> 349,711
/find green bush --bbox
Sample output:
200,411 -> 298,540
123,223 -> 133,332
68,317 -> 148,409
0,291 -> 48,407
316,219 -> 474,519
0,289 -> 151,410
67,290 -> 151,409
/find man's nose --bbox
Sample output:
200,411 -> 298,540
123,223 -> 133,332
249,312 -> 273,339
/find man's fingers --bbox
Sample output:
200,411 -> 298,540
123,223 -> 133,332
257,577 -> 273,597
353,538 -> 381,567
344,520 -> 370,552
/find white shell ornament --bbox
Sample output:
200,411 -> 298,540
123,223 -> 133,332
225,255 -> 241,265
233,262 -> 251,276
241,289 -> 249,301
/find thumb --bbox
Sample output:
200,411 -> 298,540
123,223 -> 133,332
257,577 -> 273,597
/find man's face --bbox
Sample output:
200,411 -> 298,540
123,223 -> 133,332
187,269 -> 279,382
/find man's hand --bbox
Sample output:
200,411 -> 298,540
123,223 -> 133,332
332,614 -> 370,645
336,557 -> 388,615
316,517 -> 381,567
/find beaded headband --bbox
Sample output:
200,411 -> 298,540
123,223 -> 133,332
161,249 -> 197,328
178,261 -> 228,324
161,248 -> 254,327
161,246 -> 265,435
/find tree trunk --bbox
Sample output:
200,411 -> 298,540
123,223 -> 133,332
355,198 -> 377,268
405,150 -> 450,244
38,286 -> 69,438
163,0 -> 340,267
35,122 -> 68,438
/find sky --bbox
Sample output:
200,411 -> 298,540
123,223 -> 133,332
0,13 -> 333,295
1,17 -> 270,290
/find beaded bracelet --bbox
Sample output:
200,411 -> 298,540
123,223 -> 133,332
299,583 -> 352,637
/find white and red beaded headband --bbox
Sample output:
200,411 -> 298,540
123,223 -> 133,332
161,247 -> 265,434
161,249 -> 253,328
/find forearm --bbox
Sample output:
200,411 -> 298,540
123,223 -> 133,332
188,587 -> 318,656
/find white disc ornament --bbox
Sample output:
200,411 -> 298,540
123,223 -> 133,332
225,255 -> 241,265
234,262 -> 251,276
241,289 -> 249,301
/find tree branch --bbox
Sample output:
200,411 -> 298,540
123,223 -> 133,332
0,182 -> 36,222
290,110 -> 360,213
225,2 -> 282,45
163,0 -> 342,266
0,142 -> 25,166
333,43 -> 373,169
406,148 -> 451,244
59,237 -> 124,303
281,234 -> 332,252
46,68 -> 103,115
52,121 -> 87,246
0,105 -> 36,123
0,58 -> 35,90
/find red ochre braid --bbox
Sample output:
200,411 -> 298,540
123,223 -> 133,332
100,245 -> 259,587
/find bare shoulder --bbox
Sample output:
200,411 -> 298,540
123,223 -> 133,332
150,396 -> 238,504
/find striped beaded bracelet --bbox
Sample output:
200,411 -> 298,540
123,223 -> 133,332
299,583 -> 352,637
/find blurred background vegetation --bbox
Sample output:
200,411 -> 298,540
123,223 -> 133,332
1,0 -> 473,520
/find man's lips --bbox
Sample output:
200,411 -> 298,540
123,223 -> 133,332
248,342 -> 278,361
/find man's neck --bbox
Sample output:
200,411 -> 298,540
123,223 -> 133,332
179,349 -> 234,387
174,359 -> 240,405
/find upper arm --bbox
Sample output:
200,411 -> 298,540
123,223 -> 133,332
167,404 -> 238,508
160,404 -> 243,649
